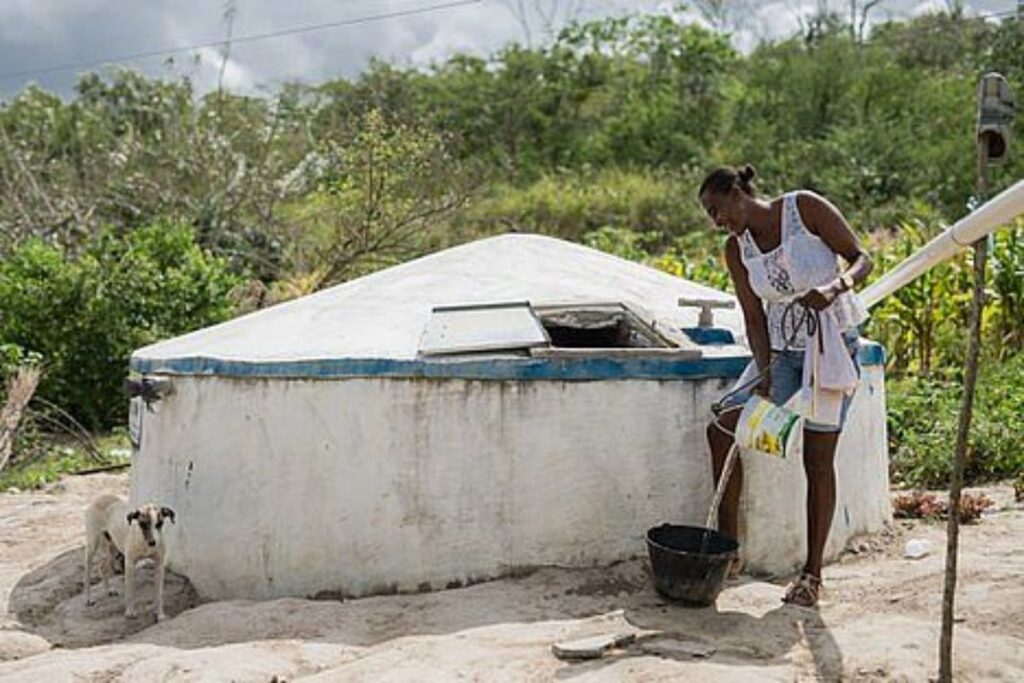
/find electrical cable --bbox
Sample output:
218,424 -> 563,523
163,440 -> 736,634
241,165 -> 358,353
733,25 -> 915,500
0,0 -> 483,83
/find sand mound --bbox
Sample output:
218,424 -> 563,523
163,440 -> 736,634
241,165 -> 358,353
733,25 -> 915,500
10,546 -> 199,648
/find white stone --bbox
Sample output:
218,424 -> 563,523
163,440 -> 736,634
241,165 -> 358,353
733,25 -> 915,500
903,539 -> 933,559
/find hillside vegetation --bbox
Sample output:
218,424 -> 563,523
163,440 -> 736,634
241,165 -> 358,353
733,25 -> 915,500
1,9 -> 1022,487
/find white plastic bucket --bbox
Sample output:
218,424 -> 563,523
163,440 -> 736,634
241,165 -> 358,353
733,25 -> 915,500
734,395 -> 803,459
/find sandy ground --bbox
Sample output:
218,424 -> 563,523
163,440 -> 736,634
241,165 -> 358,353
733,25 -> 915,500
0,473 -> 1021,682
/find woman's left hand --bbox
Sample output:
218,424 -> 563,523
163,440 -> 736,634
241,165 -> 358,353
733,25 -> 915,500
800,283 -> 838,311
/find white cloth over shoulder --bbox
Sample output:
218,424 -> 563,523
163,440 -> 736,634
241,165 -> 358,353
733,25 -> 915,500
801,308 -> 859,427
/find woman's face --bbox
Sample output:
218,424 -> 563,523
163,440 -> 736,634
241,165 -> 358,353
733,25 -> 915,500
700,188 -> 746,235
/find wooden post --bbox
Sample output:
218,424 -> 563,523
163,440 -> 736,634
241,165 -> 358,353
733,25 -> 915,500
0,366 -> 41,473
937,130 -> 989,683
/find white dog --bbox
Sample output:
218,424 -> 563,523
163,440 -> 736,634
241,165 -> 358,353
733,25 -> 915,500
84,494 -> 175,621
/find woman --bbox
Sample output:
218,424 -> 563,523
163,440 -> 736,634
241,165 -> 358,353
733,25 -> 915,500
699,164 -> 873,608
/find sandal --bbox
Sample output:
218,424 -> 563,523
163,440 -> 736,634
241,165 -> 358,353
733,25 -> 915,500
782,573 -> 821,607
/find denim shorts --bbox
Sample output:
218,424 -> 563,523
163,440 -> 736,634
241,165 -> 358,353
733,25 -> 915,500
720,330 -> 861,434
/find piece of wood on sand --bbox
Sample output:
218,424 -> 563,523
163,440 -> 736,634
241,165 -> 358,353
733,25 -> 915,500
551,632 -> 637,660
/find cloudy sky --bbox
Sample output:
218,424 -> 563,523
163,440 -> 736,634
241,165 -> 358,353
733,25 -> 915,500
0,0 -> 1016,100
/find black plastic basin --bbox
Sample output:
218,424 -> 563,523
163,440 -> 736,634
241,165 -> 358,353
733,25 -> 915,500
646,523 -> 739,606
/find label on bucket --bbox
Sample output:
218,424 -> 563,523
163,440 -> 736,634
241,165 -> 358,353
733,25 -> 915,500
735,395 -> 801,459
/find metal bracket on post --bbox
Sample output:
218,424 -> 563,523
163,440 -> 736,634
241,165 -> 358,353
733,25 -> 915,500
124,376 -> 173,409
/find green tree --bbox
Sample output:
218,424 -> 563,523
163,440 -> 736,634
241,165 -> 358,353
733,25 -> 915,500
274,109 -> 476,288
0,222 -> 240,428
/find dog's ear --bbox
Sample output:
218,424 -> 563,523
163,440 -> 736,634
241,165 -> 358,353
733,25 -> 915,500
126,510 -> 140,525
159,507 -> 176,524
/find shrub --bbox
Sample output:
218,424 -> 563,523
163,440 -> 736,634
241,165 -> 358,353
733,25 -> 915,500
865,219 -> 1024,379
582,226 -> 663,262
647,232 -> 732,292
892,491 -> 993,523
892,491 -> 947,519
0,222 -> 240,429
273,109 -> 475,288
0,343 -> 41,381
458,167 -> 709,244
576,224 -> 732,292
887,351 -> 1024,488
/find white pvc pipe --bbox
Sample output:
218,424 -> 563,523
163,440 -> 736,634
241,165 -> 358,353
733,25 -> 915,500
861,178 -> 1024,308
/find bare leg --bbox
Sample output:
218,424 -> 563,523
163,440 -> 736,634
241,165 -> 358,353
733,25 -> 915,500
707,408 -> 743,540
802,429 -> 841,579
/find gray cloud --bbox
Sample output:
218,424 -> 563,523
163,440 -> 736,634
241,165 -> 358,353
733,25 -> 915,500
0,0 -> 1014,100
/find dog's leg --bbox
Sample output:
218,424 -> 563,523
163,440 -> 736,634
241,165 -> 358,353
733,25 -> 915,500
103,550 -> 115,595
104,537 -> 121,594
84,528 -> 107,606
155,554 -> 167,622
101,557 -> 109,598
99,536 -> 110,596
124,551 -> 137,619
84,536 -> 95,607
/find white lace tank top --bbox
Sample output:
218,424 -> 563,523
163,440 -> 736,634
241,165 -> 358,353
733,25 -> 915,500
738,191 -> 868,350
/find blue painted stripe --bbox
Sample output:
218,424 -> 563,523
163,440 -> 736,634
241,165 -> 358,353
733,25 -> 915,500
129,341 -> 884,381
681,327 -> 736,345
130,355 -> 749,380
858,341 -> 886,367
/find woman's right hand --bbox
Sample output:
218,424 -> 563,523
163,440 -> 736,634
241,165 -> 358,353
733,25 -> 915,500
754,372 -> 772,399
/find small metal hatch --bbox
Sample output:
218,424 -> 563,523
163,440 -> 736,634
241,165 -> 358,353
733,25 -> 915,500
419,300 -> 700,359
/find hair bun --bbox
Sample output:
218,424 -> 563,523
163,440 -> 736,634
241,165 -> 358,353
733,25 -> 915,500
739,164 -> 756,182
